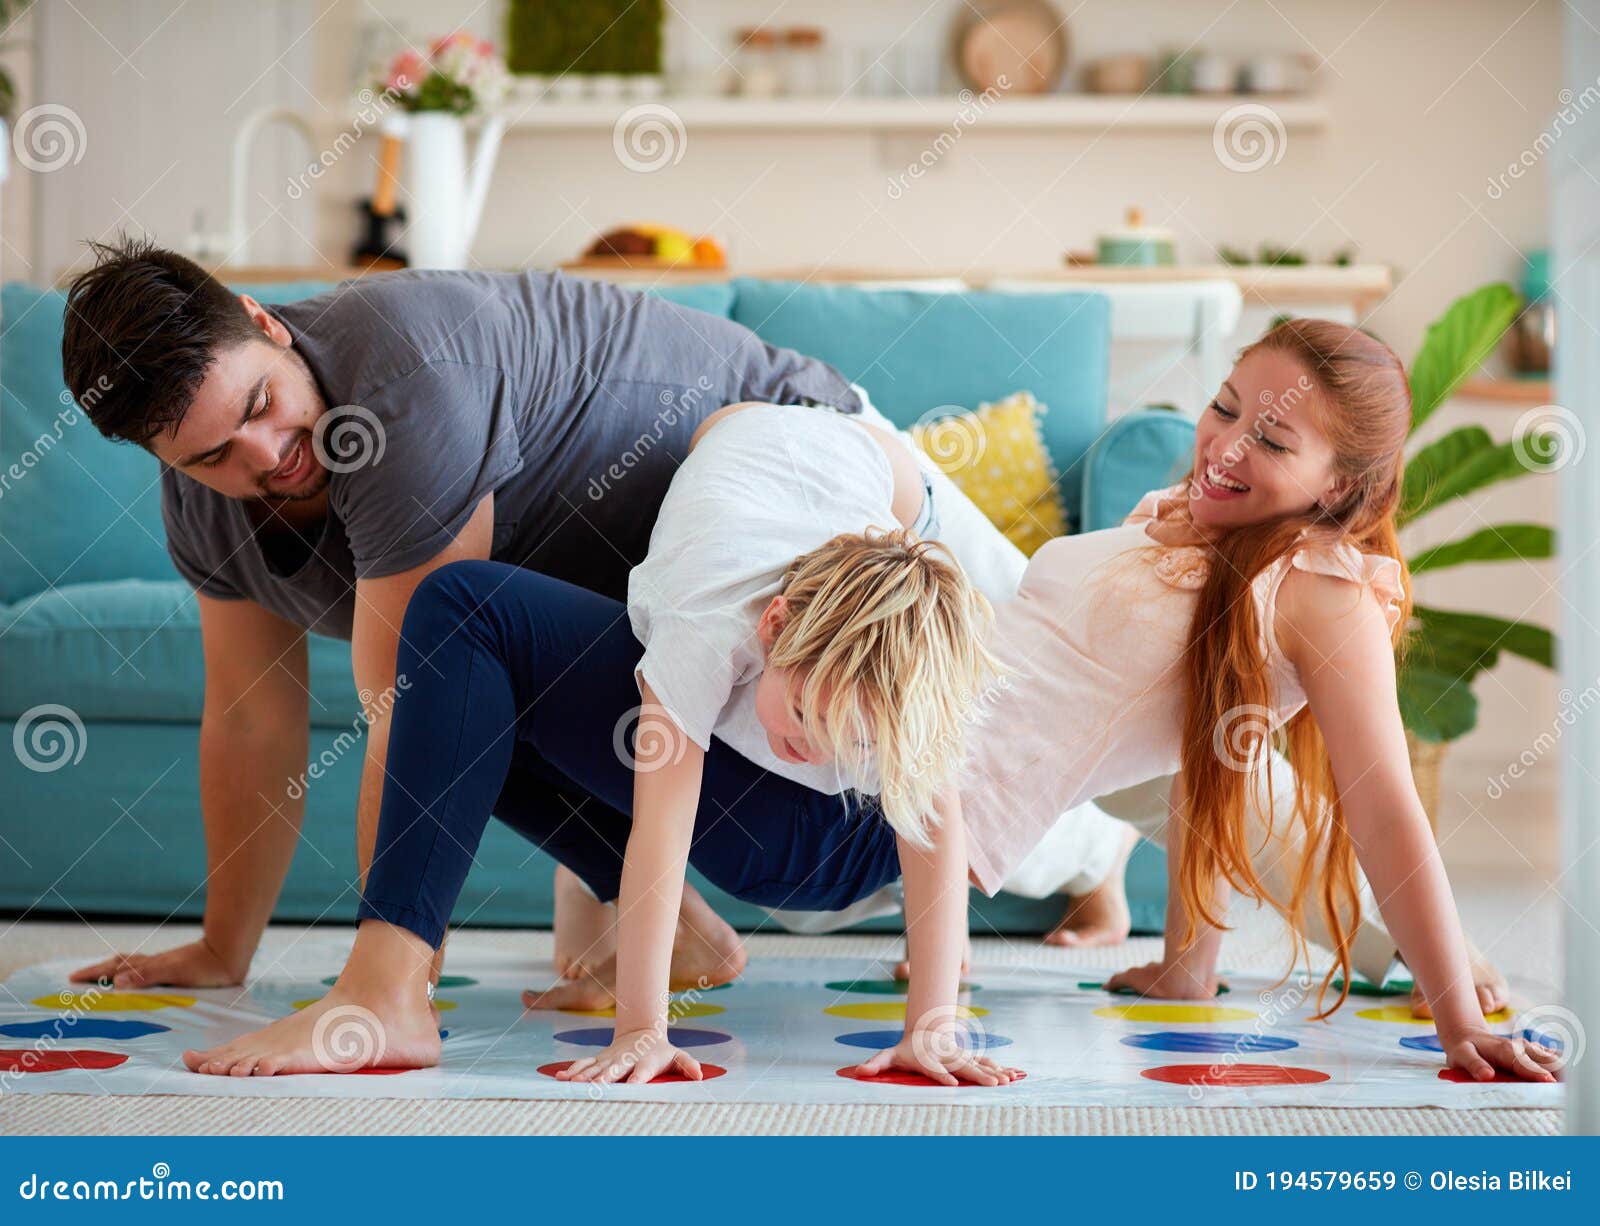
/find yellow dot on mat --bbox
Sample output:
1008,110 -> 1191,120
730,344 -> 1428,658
32,991 -> 196,1012
1357,1005 -> 1513,1025
561,1001 -> 726,1020
1093,1004 -> 1256,1023
291,997 -> 456,1012
823,1002 -> 988,1022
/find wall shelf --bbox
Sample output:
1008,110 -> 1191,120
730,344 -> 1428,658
499,94 -> 1330,134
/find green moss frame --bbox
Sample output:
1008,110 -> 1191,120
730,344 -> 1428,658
506,0 -> 663,75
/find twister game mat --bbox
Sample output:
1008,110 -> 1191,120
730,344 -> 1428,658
0,941 -> 1565,1108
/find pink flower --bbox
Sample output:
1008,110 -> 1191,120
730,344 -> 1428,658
386,49 -> 425,93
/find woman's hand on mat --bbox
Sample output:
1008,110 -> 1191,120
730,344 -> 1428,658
1440,1027 -> 1561,1083
850,1034 -> 1023,1087
556,1027 -> 702,1086
70,939 -> 244,989
1104,959 -> 1224,1000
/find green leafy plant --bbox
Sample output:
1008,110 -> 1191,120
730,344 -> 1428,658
1396,282 -> 1557,742
0,0 -> 34,123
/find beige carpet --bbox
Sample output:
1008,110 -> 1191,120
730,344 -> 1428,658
0,916 -> 1560,1135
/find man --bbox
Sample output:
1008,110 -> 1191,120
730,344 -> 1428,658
61,239 -> 1135,995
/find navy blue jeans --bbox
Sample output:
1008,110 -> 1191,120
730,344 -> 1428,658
357,560 -> 902,948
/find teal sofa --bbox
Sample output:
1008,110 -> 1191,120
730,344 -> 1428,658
0,275 -> 1193,935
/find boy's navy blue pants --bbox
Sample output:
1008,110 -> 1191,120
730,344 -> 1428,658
357,560 -> 901,948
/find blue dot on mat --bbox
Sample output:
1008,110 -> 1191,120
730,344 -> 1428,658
832,1028 -> 1014,1051
553,1026 -> 732,1049
1399,1033 -> 1444,1053
1404,1028 -> 1561,1056
1121,1031 -> 1297,1054
0,1018 -> 170,1040
1520,1028 -> 1564,1052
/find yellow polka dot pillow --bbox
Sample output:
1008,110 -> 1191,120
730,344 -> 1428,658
908,391 -> 1067,556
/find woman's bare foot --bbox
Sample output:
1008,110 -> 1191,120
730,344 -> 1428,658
553,865 -> 616,980
182,922 -> 441,1076
1044,825 -> 1138,948
1408,937 -> 1511,1019
524,882 -> 746,1011
892,936 -> 971,983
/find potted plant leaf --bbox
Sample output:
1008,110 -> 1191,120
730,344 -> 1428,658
1396,282 -> 1558,820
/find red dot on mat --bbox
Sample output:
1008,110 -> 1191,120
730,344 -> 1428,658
835,1066 -> 1027,1088
0,1049 -> 128,1073
1437,1067 -> 1535,1085
537,1060 -> 727,1084
1141,1063 -> 1330,1087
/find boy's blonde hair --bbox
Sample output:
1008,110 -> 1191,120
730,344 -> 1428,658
768,528 -> 999,848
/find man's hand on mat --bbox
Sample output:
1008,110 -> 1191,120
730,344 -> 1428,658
556,1028 -> 702,1086
849,1034 -> 1023,1087
1441,1027 -> 1561,1083
70,939 -> 243,989
1103,959 -> 1225,1000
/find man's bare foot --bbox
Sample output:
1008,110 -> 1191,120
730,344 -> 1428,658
893,936 -> 971,983
524,882 -> 746,1011
553,866 -> 616,980
1044,824 -> 1138,948
1408,938 -> 1511,1019
182,922 -> 440,1076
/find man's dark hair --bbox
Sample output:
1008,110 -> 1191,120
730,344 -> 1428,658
62,236 -> 265,446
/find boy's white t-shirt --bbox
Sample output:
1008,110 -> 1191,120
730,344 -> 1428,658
627,402 -> 898,795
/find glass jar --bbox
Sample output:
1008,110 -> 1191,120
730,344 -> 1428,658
734,27 -> 783,97
783,27 -> 825,97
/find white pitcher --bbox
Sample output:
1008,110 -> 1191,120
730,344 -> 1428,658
402,111 -> 506,270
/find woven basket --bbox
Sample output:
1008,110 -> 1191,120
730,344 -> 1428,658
1406,731 -> 1449,831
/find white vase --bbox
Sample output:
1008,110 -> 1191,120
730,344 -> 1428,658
403,111 -> 506,270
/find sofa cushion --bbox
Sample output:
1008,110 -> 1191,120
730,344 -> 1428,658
0,578 -> 360,727
1080,407 -> 1196,532
728,279 -> 1111,519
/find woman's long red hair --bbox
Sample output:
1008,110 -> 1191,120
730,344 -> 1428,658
1170,319 -> 1414,1016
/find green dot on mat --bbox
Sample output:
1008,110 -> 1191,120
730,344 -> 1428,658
824,978 -> 980,996
1078,980 -> 1230,997
1332,975 -> 1414,997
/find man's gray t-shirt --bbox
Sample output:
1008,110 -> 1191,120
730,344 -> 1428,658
160,270 -> 862,638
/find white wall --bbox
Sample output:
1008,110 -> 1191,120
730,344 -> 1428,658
2,0 -> 1569,844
